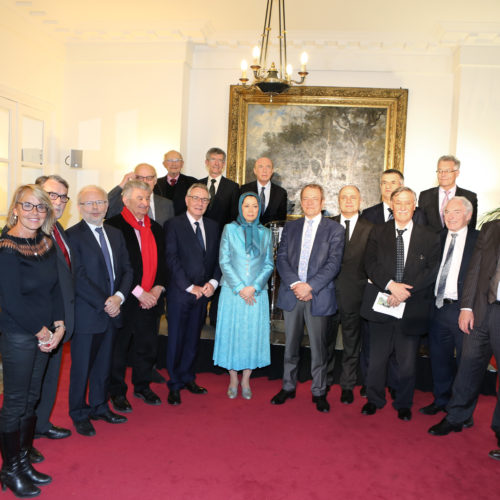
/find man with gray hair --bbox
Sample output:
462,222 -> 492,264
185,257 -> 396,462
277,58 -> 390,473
418,155 -> 478,232
419,197 -> 479,416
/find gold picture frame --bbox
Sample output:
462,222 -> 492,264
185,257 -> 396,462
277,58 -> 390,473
226,85 -> 408,216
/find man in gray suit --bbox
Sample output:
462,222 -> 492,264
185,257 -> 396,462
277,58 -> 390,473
32,175 -> 74,458
271,184 -> 344,413
107,163 -> 174,226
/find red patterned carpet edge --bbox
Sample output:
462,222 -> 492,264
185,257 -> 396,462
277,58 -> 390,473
4,346 -> 498,500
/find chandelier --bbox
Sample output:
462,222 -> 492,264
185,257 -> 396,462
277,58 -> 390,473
239,0 -> 308,96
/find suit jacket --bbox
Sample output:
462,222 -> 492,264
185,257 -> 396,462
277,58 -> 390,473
199,176 -> 239,232
360,221 -> 440,334
276,216 -> 344,316
418,186 -> 478,232
332,215 -> 373,311
154,173 -> 197,216
460,220 -> 500,328
106,186 -> 174,226
105,214 -> 166,302
164,214 -> 222,295
240,181 -> 287,225
361,202 -> 427,226
52,222 -> 75,340
66,220 -> 133,334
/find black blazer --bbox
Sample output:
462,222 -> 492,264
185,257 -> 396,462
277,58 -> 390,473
198,176 -> 239,232
332,215 -> 373,312
360,221 -> 440,334
460,220 -> 500,328
164,214 -> 222,294
418,186 -> 478,232
66,220 -> 133,334
240,181 -> 287,225
361,202 -> 427,226
154,173 -> 197,216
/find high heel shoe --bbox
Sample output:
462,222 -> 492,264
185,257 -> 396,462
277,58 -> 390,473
241,387 -> 252,400
227,386 -> 238,399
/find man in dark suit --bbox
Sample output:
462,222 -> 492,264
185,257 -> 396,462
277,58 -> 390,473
154,150 -> 197,215
67,185 -> 133,436
418,155 -> 478,233
326,185 -> 373,404
271,184 -> 344,413
32,176 -> 74,453
107,163 -> 174,226
164,183 -> 222,405
198,147 -> 239,232
240,157 -> 287,225
428,219 -> 500,461
106,180 -> 166,411
361,169 -> 427,226
419,196 -> 479,416
360,187 -> 440,421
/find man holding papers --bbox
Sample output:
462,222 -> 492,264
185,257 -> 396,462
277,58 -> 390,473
360,186 -> 440,421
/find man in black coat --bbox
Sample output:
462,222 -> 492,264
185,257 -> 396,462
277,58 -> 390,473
418,155 -> 478,233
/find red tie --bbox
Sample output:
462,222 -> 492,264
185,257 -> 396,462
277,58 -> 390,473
53,225 -> 71,269
170,178 -> 177,186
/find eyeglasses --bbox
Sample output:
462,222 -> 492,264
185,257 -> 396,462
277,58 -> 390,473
79,200 -> 108,207
17,201 -> 49,213
136,175 -> 156,182
436,169 -> 458,175
188,195 -> 210,204
47,192 -> 70,203
165,159 -> 183,163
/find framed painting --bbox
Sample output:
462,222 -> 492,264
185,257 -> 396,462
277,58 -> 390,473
226,85 -> 408,216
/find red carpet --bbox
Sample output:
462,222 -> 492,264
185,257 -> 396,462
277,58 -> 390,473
18,347 -> 499,499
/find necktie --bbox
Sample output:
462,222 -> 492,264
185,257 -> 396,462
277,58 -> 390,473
53,225 -> 71,269
344,219 -> 350,244
440,190 -> 451,226
488,254 -> 500,303
209,179 -> 216,199
435,233 -> 458,308
298,220 -> 314,282
194,221 -> 205,254
395,228 -> 406,283
95,227 -> 114,294
387,208 -> 394,221
170,177 -> 177,186
260,186 -> 266,212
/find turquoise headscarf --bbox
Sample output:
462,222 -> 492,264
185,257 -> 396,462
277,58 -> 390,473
236,192 -> 262,257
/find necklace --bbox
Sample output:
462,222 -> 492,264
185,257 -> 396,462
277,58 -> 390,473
24,236 -> 39,257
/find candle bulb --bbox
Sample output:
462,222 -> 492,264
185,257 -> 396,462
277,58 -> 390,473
300,52 -> 308,72
286,64 -> 293,80
241,59 -> 248,78
252,46 -> 260,65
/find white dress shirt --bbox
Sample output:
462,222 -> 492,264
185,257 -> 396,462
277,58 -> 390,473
340,213 -> 359,240
257,181 -> 271,211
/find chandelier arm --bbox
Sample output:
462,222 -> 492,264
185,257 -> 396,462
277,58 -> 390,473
260,0 -> 273,71
280,0 -> 288,81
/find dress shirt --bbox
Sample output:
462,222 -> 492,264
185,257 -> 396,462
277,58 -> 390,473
257,181 -> 271,211
439,185 -> 457,211
291,213 -> 322,287
434,226 -> 467,299
340,213 -> 359,240
185,212 -> 218,293
383,202 -> 392,222
386,220 -> 413,289
52,225 -> 71,261
149,193 -> 156,221
167,174 -> 180,186
206,174 -> 222,195
84,221 -> 124,303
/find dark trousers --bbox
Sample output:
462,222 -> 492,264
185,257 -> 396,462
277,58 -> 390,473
446,303 -> 500,433
0,331 -> 48,433
283,300 -> 329,397
69,330 -> 114,422
428,302 -> 464,408
366,321 -> 420,410
109,301 -> 159,396
35,339 -> 65,433
166,291 -> 208,391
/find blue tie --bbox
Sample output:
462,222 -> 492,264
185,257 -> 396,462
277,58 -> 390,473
298,220 -> 314,282
194,221 -> 205,254
95,227 -> 114,294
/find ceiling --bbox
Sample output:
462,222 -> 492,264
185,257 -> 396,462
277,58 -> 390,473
3,0 -> 500,48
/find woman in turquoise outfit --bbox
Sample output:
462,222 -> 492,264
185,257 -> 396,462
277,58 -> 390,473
213,192 -> 274,399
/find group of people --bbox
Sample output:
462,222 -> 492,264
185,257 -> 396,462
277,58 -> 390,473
0,149 -> 498,497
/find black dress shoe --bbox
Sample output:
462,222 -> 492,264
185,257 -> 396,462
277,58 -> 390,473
184,381 -> 207,394
340,389 -> 354,404
134,388 -> 162,405
419,402 -> 445,415
428,417 -> 462,436
398,408 -> 412,421
36,424 -> 72,440
29,447 -> 44,463
360,385 -> 367,398
463,417 -> 474,429
489,449 -> 500,461
271,389 -> 296,405
168,390 -> 181,405
74,419 -> 96,437
90,410 -> 127,424
361,402 -> 377,415
111,395 -> 133,413
312,395 -> 330,413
